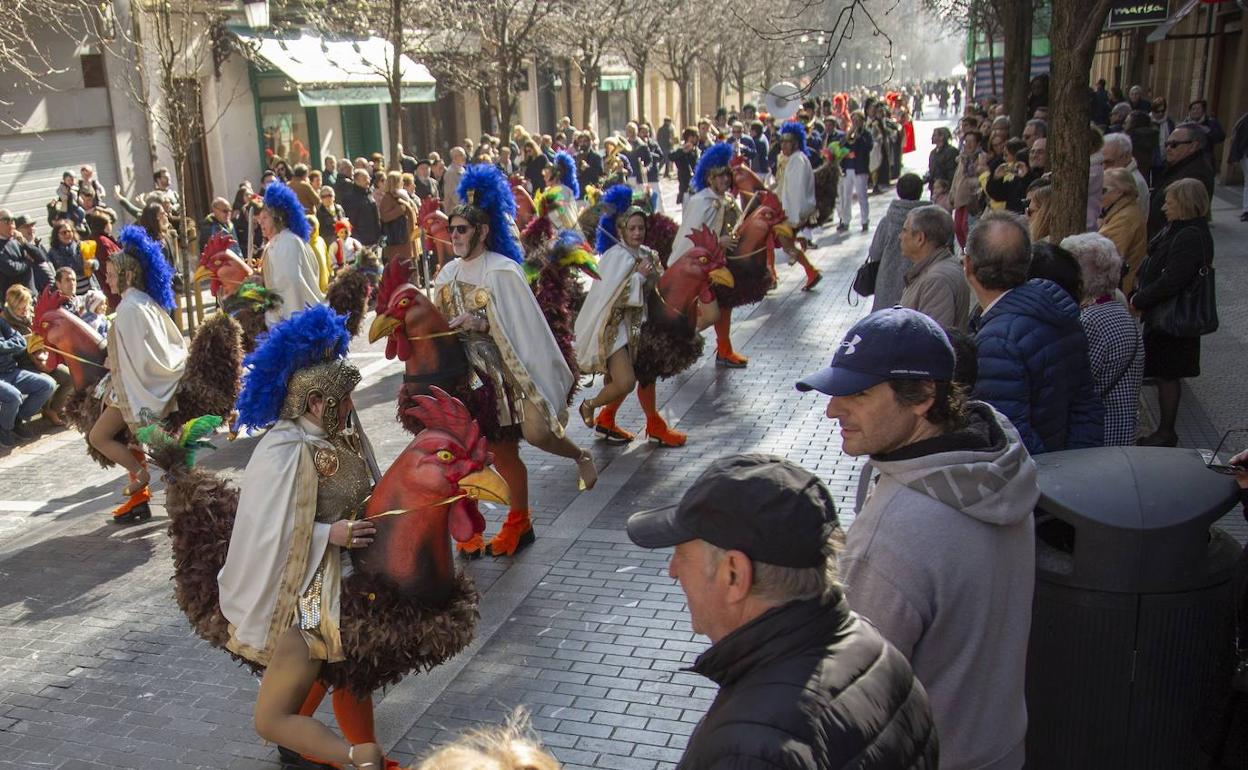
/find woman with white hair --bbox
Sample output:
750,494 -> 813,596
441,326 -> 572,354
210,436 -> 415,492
1061,232 -> 1144,446
1097,167 -> 1147,294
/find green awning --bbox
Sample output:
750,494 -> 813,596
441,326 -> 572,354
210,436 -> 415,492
299,85 -> 436,107
599,74 -> 634,92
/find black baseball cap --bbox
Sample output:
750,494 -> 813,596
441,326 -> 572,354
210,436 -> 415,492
626,454 -> 838,568
796,307 -> 955,397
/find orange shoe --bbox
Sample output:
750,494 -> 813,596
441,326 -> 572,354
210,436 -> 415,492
456,532 -> 485,559
645,418 -> 687,447
487,509 -> 535,557
594,415 -> 635,443
716,350 -> 748,368
111,487 -> 152,524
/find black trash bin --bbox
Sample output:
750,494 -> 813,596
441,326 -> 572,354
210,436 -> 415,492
1025,446 -> 1241,770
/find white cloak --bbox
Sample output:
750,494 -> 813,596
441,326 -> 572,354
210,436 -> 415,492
545,184 -> 581,231
671,187 -> 729,262
434,251 -> 573,434
262,229 -> 326,327
574,243 -> 646,373
775,150 -> 817,227
107,287 -> 187,426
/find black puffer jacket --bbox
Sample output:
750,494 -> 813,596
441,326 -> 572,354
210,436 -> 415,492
679,591 -> 938,770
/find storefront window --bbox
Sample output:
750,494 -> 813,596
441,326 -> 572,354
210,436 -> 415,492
260,101 -> 312,169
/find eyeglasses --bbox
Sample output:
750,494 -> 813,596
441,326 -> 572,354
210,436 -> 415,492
1165,139 -> 1193,148
448,224 -> 473,235
0,217 -> 11,223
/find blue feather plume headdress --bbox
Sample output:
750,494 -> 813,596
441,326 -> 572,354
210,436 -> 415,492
779,120 -> 808,155
595,184 -> 638,254
263,182 -> 311,242
234,304 -> 351,432
455,164 -> 523,264
118,224 -> 176,311
552,150 -> 580,199
692,142 -> 734,192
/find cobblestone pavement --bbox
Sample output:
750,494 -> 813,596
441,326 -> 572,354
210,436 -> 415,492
0,117 -> 1244,768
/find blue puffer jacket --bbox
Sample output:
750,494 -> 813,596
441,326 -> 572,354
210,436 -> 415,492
972,279 -> 1104,455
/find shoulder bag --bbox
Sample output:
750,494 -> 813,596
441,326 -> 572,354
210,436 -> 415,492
1149,227 -> 1218,337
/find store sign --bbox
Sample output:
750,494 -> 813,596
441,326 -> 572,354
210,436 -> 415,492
1107,0 -> 1170,28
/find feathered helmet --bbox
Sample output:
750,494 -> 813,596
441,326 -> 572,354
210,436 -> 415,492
452,164 -> 523,264
262,182 -> 311,242
779,120 -> 808,155
595,184 -> 646,254
692,142 -> 734,193
552,150 -> 580,199
234,304 -> 359,436
117,225 -> 176,311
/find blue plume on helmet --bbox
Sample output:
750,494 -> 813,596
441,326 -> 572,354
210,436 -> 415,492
553,150 -> 580,199
692,142 -> 734,192
263,182 -> 311,242
118,224 -> 176,311
234,304 -> 351,432
780,120 -> 808,155
596,183 -> 637,253
456,163 -> 523,264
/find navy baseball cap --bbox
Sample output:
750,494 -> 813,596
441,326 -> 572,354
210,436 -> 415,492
795,307 -> 955,396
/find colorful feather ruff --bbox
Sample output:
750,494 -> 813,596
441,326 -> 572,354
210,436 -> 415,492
234,304 -> 350,432
263,182 -> 311,242
692,142 -> 734,192
780,120 -> 808,155
456,164 -> 523,264
118,224 -> 176,311
553,150 -> 580,199
595,184 -> 636,254
135,415 -> 223,470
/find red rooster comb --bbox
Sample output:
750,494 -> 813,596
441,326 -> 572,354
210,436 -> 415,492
199,231 -> 238,265
34,285 -> 65,325
686,225 -> 726,266
405,386 -> 481,451
375,253 -> 412,313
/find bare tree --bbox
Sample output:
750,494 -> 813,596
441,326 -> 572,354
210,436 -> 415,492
557,0 -> 627,127
658,0 -> 711,127
1,0 -> 99,89
1047,0 -> 1115,241
617,0 -> 667,125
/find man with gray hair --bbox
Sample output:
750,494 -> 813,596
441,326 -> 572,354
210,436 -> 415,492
1022,118 -> 1046,149
1101,132 -> 1149,217
965,211 -> 1103,454
443,147 -> 468,209
898,205 -> 970,328
1148,123 -> 1215,237
627,454 -> 938,769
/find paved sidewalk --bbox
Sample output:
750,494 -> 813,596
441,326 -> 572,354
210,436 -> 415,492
0,122 -> 1244,769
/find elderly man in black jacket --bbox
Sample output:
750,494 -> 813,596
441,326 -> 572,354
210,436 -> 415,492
628,454 -> 938,770
1148,124 -> 1215,238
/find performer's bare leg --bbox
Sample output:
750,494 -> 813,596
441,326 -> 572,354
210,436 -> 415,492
578,349 -> 635,428
638,383 -> 686,447
697,299 -> 720,332
254,628 -> 384,769
592,395 -> 633,442
520,401 -> 596,492
779,234 -> 822,291
90,406 -> 153,521
714,309 -> 748,368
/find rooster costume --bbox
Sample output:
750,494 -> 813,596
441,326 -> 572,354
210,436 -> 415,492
772,120 -> 823,291
260,182 -> 325,326
538,151 -> 582,231
188,305 -> 491,769
431,164 -> 596,556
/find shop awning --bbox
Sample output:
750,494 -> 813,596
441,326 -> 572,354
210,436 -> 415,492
599,74 -> 634,92
233,27 -> 436,105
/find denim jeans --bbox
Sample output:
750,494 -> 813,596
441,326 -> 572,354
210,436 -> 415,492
0,368 -> 56,430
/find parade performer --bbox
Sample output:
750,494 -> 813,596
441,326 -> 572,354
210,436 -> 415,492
434,164 -> 596,556
85,225 -> 187,522
259,182 -> 325,326
182,307 -> 494,770
576,184 -> 734,445
539,151 -> 582,230
195,231 -> 280,350
772,120 -> 823,291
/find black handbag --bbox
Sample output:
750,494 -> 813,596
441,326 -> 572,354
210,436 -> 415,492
852,258 -> 879,298
1149,229 -> 1218,337
383,213 -> 409,246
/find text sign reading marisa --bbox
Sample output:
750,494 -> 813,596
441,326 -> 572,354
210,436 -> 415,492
1107,0 -> 1169,29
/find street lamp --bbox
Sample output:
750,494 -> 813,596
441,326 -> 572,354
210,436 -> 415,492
242,0 -> 270,30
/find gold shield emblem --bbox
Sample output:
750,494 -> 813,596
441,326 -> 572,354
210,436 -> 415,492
313,447 -> 339,477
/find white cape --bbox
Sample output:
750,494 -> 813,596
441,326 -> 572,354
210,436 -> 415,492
574,243 -> 645,373
434,251 -> 573,433
775,150 -> 816,227
262,229 -> 326,326
108,287 -> 187,425
671,187 -> 728,263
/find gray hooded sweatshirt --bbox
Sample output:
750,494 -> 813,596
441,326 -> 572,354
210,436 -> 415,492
840,402 -> 1039,770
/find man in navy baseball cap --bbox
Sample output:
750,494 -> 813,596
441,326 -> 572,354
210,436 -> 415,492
797,307 -> 955,397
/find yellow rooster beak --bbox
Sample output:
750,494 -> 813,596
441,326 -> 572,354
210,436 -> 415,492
191,265 -> 213,285
709,267 -> 735,288
772,222 -> 796,241
26,333 -> 44,354
459,466 -> 510,505
368,314 -> 401,343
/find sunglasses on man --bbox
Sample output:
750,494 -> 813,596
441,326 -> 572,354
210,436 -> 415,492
448,224 -> 475,235
1165,139 -> 1193,148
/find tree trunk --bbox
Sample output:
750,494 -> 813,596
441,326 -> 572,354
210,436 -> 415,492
997,0 -> 1033,133
636,63 -> 647,127
497,62 -> 513,136
986,31 -> 997,104
388,0 -> 403,169
175,152 -> 195,334
680,64 -> 693,128
581,63 -> 596,130
1048,0 -> 1116,240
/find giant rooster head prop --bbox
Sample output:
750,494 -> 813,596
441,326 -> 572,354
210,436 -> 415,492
194,231 -> 253,297
29,285 -> 106,391
355,386 -> 507,597
739,190 -> 795,254
368,281 -> 447,362
659,225 -> 734,317
507,173 -> 536,232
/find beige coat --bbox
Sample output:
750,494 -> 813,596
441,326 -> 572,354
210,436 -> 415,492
1098,197 -> 1147,295
899,247 -> 971,329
